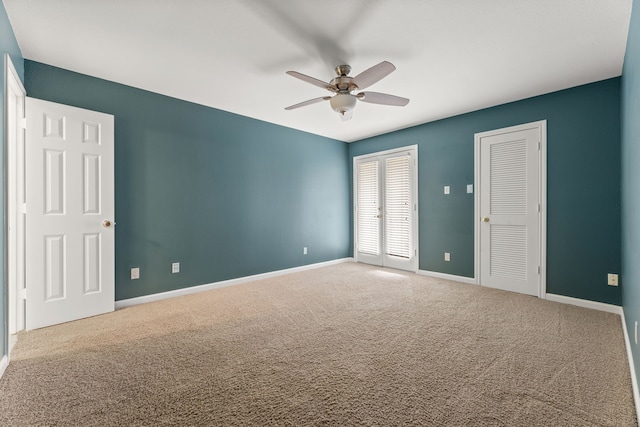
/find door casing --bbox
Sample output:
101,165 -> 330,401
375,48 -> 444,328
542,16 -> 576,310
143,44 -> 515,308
4,54 -> 26,337
474,120 -> 547,298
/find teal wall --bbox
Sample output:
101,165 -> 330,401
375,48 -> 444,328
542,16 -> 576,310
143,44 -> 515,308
622,0 -> 640,397
0,2 -> 23,362
349,78 -> 622,305
25,61 -> 350,301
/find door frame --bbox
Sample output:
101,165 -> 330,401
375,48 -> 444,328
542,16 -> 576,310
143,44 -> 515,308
353,145 -> 419,272
4,54 -> 26,341
474,120 -> 547,298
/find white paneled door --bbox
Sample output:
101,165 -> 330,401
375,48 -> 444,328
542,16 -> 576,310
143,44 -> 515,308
354,146 -> 418,272
477,122 -> 545,297
26,97 -> 115,330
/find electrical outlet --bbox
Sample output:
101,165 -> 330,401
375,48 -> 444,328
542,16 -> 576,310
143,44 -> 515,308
444,186 -> 450,195
172,262 -> 180,274
444,252 -> 451,262
607,273 -> 618,286
303,247 -> 308,255
131,267 -> 140,280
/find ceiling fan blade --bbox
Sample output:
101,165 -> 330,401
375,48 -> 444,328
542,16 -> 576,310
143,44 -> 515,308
357,91 -> 410,107
285,96 -> 331,110
286,71 -> 335,91
351,61 -> 396,90
339,109 -> 353,121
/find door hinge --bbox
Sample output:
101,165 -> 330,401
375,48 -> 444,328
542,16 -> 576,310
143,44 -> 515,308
19,203 -> 26,214
537,203 -> 541,213
19,288 -> 27,300
538,141 -> 541,150
19,117 -> 27,129
537,266 -> 541,275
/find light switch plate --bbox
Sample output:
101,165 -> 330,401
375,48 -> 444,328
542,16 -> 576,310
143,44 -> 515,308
131,267 -> 140,280
444,186 -> 450,195
444,252 -> 451,262
467,184 -> 473,194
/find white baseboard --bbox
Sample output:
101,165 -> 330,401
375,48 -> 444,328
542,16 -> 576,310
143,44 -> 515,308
417,269 -> 477,285
115,257 -> 354,309
621,309 -> 640,426
0,355 -> 8,380
545,293 -> 622,314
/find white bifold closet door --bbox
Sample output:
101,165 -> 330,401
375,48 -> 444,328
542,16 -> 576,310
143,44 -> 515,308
354,146 -> 417,272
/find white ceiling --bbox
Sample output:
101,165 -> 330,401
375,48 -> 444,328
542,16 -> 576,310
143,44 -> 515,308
3,0 -> 632,142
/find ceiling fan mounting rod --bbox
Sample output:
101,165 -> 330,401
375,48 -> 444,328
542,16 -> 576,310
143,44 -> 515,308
335,65 -> 351,76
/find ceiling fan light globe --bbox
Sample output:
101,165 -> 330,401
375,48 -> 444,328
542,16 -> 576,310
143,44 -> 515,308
330,93 -> 357,113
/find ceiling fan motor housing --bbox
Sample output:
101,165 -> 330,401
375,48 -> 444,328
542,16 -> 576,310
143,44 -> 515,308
330,76 -> 358,92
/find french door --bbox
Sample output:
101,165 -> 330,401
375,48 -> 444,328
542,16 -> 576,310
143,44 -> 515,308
354,146 -> 418,272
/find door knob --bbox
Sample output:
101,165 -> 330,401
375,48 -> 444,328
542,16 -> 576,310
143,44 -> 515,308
482,217 -> 490,222
103,220 -> 115,228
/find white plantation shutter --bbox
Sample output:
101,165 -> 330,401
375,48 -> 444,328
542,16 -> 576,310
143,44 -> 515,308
357,161 -> 379,255
385,156 -> 411,258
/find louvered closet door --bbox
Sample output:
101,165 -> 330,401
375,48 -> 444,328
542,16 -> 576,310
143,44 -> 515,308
354,147 -> 417,272
479,127 -> 540,296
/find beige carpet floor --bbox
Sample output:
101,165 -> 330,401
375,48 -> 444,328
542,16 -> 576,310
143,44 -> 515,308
0,262 -> 636,426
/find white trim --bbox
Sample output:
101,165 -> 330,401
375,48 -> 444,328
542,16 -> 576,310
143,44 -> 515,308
417,269 -> 477,285
115,258 -> 354,309
0,355 -> 8,380
621,309 -> 640,425
4,54 -> 27,352
353,145 -> 418,161
545,293 -> 622,315
474,120 -> 547,297
474,132 -> 480,284
539,121 -> 548,299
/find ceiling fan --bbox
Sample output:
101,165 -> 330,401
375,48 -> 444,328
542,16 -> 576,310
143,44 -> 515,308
284,61 -> 410,121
